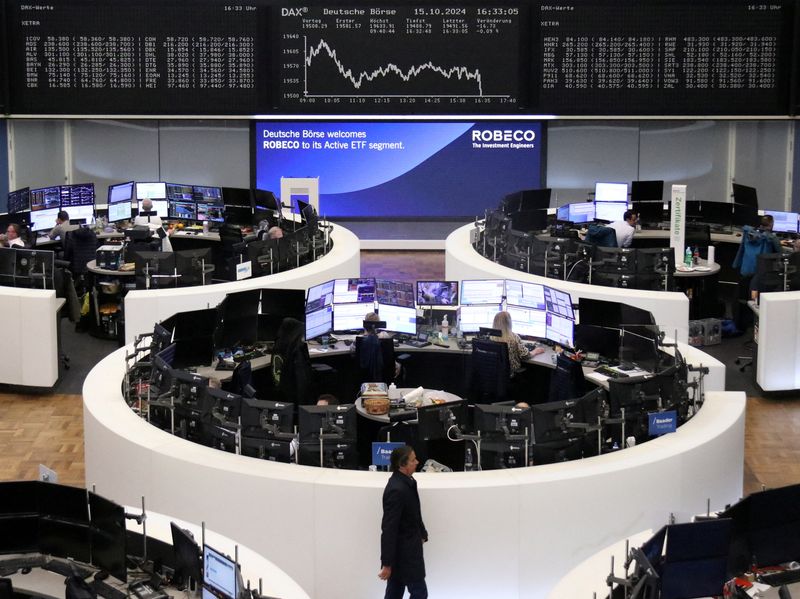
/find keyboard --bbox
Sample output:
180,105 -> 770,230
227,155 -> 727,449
759,568 -> 800,586
594,365 -> 630,379
405,340 -> 431,348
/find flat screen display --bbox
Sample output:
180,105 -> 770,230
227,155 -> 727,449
544,286 -> 575,320
135,182 -> 166,201
595,182 -> 628,203
376,279 -> 415,308
595,201 -> 628,222
30,207 -> 60,232
333,302 -> 374,332
60,183 -> 95,207
557,202 -> 595,223
8,188 -> 31,214
332,278 -> 376,304
306,280 -> 335,313
764,210 -> 798,233
507,305 -> 546,339
460,279 -> 505,305
203,545 -> 237,599
546,313 -> 574,348
505,280 -> 546,310
377,303 -> 417,335
254,121 -> 543,218
108,201 -> 132,223
305,305 -> 333,340
459,304 -> 500,334
108,182 -> 134,205
416,281 -> 458,306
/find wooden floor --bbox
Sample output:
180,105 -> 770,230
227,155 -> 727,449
0,251 -> 798,499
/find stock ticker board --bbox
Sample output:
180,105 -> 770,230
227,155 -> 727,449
276,4 -> 527,113
0,0 -> 797,116
5,0 -> 269,114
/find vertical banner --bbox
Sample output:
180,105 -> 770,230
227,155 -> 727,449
670,184 -> 687,265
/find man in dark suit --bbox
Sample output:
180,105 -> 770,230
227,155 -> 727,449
379,445 -> 428,599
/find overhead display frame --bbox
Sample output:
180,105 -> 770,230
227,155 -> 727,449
4,0 -> 270,115
534,0 -> 795,116
273,1 -> 530,113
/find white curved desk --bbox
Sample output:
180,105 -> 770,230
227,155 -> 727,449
446,224 -> 692,342
84,345 -> 743,599
123,223 -> 360,344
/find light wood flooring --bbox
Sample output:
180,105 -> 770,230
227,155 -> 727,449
0,251 -> 798,498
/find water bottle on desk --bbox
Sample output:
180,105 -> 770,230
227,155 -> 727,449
464,447 -> 474,471
684,246 -> 693,267
441,314 -> 449,341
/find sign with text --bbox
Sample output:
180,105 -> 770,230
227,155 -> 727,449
372,442 -> 405,467
648,410 -> 678,436
669,184 -> 687,266
235,261 -> 252,281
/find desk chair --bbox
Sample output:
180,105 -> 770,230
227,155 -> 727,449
218,224 -> 246,281
548,353 -> 587,403
62,228 -> 99,296
354,335 -> 405,385
585,224 -> 618,248
659,519 -> 731,599
470,338 -> 510,403
0,578 -> 12,599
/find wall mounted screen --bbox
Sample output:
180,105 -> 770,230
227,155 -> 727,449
254,121 -> 543,218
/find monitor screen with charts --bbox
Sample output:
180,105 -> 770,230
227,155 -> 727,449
8,188 -> 30,214
460,279 -> 504,305
505,279 -> 545,310
108,201 -> 133,223
378,303 -> 417,335
764,210 -> 799,233
203,545 -> 237,599
135,182 -> 167,201
544,286 -> 575,320
305,305 -> 333,340
108,182 -> 134,205
556,202 -> 595,223
333,278 -> 376,304
333,302 -> 374,332
594,201 -> 628,222
459,304 -> 501,334
306,280 -> 335,313
546,313 -> 574,347
507,305 -> 546,339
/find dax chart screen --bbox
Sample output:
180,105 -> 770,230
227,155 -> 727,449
276,4 -> 527,113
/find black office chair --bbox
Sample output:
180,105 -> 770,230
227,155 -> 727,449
585,224 -> 618,248
470,338 -> 510,403
62,227 -> 99,296
229,359 -> 253,396
272,317 -> 314,404
0,577 -> 13,599
218,224 -> 246,281
548,353 -> 588,403
355,335 -> 397,385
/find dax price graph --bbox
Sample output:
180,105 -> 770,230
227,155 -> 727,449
277,4 -> 525,112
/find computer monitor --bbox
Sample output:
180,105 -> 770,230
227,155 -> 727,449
0,515 -> 39,554
298,404 -> 357,442
240,397 -> 295,438
202,386 -> 242,427
136,182 -> 167,201
216,289 -> 260,350
173,248 -> 213,287
305,305 -> 333,340
333,302 -> 374,332
171,522 -> 202,590
152,322 -> 174,354
506,305 -> 546,339
732,183 -> 758,210
108,181 -> 134,205
133,250 -> 177,288
60,183 -> 95,209
546,313 -> 574,348
221,187 -> 254,207
474,404 -> 532,437
14,249 -> 55,289
764,210 -> 799,234
504,280 -> 545,310
416,400 -> 467,441
377,302 -> 417,335
108,201 -> 133,223
595,182 -> 627,203
619,327 -> 660,372
306,279 -> 335,313
88,491 -> 127,582
595,201 -> 628,222
169,199 -> 197,221
0,248 -> 14,286
376,279 -> 415,308
172,308 -> 218,368
460,279 -> 505,305
223,205 -> 253,226
253,188 -> 280,211
556,202 -> 595,223
0,480 -> 40,516
8,188 -> 31,214
593,247 -> 637,275
632,201 -> 664,225
544,286 -> 574,320
259,288 -> 306,341
203,544 -> 238,599
193,186 -> 224,221
38,482 -> 90,523
631,180 -> 664,203
573,324 -> 620,359
416,281 -> 458,306
531,399 -> 577,444
29,185 -> 62,232
151,343 -> 176,391
332,278 -> 376,304
731,203 -> 759,228
459,304 -> 501,334
39,519 -> 92,563
501,189 -> 551,213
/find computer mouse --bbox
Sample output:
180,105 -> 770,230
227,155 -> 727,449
344,339 -> 352,346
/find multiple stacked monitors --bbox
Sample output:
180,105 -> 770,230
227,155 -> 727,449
30,185 -> 64,232
594,182 -> 628,203
594,201 -> 628,222
107,181 -> 134,223
556,202 -> 595,223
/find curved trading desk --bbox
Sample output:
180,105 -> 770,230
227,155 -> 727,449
84,343 -> 741,599
447,224 -> 692,342
123,223 -> 360,344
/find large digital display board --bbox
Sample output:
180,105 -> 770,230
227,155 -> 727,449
254,121 -> 543,218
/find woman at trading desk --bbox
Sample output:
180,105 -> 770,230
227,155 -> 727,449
490,311 -> 545,377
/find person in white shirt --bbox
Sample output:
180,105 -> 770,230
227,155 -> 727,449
133,199 -> 163,228
1,224 -> 26,248
607,210 -> 639,248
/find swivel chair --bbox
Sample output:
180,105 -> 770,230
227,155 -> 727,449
548,353 -> 588,403
0,578 -> 12,599
218,224 -> 246,281
354,335 -> 409,385
470,338 -> 510,403
61,228 -> 99,296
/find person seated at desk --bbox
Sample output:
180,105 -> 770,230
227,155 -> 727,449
1,224 -> 25,248
607,210 -> 639,248
267,226 -> 283,240
490,311 -> 545,377
361,312 -> 401,379
48,210 -> 79,240
133,199 -> 163,228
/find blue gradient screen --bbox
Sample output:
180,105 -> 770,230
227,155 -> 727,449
254,121 -> 543,218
